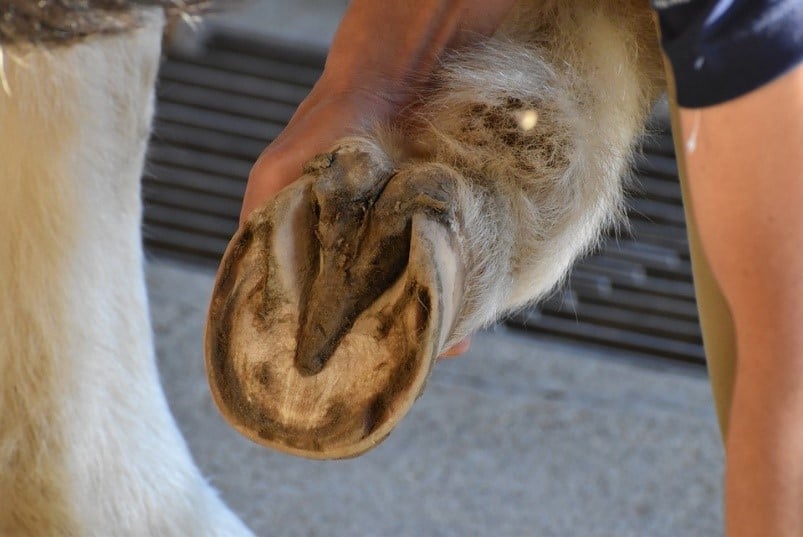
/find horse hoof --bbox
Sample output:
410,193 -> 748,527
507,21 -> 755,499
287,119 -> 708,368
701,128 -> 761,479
205,140 -> 464,459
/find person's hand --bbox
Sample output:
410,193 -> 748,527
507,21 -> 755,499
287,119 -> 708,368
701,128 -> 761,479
240,87 -> 392,222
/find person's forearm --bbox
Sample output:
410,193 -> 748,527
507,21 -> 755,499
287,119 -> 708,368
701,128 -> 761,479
678,62 -> 803,536
317,0 -> 516,105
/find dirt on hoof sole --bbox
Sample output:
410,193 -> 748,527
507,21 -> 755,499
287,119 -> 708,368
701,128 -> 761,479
205,142 -> 465,459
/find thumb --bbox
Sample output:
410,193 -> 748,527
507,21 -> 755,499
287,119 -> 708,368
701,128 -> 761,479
439,336 -> 472,358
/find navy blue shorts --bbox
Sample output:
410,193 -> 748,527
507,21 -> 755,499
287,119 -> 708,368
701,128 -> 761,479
652,0 -> 803,108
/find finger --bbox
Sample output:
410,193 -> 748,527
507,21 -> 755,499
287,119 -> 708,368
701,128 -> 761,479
439,336 -> 471,358
240,142 -> 308,224
239,102 -> 361,224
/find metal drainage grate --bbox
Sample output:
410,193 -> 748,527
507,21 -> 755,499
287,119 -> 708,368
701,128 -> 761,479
144,34 -> 324,263
143,33 -> 704,365
506,116 -> 703,363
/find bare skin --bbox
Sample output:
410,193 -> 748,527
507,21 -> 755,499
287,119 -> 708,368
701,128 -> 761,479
677,64 -> 803,537
238,0 -> 803,533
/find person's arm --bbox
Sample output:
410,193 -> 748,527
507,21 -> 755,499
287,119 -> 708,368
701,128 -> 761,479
240,0 -> 516,220
677,63 -> 803,537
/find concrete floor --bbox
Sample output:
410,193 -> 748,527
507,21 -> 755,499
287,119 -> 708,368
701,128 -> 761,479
148,260 -> 723,537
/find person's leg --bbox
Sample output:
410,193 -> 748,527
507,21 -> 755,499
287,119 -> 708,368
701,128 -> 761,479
662,53 -> 803,536
665,84 -> 737,439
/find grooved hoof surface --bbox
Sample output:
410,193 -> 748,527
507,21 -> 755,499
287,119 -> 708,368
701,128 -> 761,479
205,144 -> 462,459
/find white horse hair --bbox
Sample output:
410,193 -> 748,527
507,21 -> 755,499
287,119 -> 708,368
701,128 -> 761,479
0,8 -> 252,536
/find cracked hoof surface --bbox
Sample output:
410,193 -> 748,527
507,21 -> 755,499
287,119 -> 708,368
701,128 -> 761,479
205,142 -> 463,459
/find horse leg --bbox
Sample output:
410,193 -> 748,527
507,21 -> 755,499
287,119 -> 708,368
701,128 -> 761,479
0,9 -> 251,536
